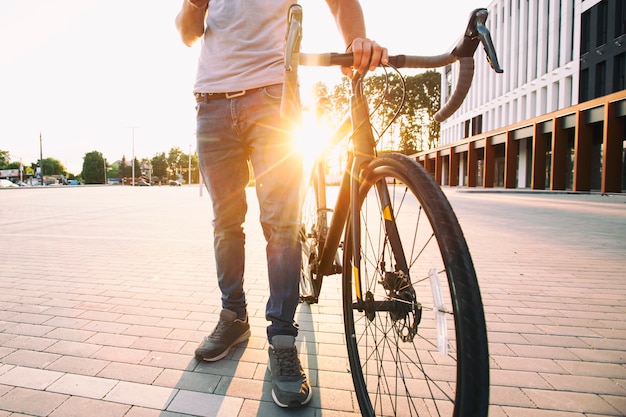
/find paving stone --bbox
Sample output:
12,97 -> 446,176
166,389 -> 243,417
600,394 -> 626,416
214,376 -> 265,401
490,369 -> 552,389
123,406 -> 195,417
0,366 -> 63,390
121,324 -> 172,338
44,340 -> 102,357
97,362 -> 162,385
103,381 -> 177,409
46,356 -> 109,376
90,346 -> 149,365
524,388 -> 621,414
502,407 -> 585,416
139,351 -> 195,371
129,337 -> 186,354
48,396 -> 131,417
44,328 -> 96,343
153,369 -> 220,393
0,387 -> 68,416
490,355 -> 568,374
86,333 -> 139,348
541,373 -> 626,396
46,373 -> 118,399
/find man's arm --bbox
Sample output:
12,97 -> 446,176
175,0 -> 209,47
325,0 -> 388,76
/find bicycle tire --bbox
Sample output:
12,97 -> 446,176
342,153 -> 489,417
299,163 -> 326,303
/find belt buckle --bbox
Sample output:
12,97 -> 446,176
225,90 -> 246,99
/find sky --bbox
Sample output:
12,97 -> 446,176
0,0 -> 481,174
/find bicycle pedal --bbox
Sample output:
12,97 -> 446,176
299,295 -> 319,304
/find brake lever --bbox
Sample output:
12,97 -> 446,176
281,4 -> 303,122
452,8 -> 503,73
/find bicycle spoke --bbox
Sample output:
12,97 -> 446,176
343,154 -> 488,417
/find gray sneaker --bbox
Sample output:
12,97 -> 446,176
268,335 -> 312,408
195,309 -> 251,362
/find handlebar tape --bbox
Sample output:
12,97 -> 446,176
299,53 -> 456,69
434,57 -> 474,122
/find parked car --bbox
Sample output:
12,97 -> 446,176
136,180 -> 151,186
0,179 -> 19,188
169,180 -> 182,186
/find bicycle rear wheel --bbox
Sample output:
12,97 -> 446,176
343,153 -> 488,417
300,163 -> 326,303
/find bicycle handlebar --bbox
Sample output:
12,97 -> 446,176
281,6 -> 503,123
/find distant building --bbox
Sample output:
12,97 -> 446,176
417,0 -> 626,193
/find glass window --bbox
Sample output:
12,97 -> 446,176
594,61 -> 606,98
614,53 -> 625,92
615,0 -> 626,38
581,10 -> 591,54
596,1 -> 608,47
580,68 -> 589,102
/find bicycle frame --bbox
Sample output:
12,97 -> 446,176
308,72 -> 410,304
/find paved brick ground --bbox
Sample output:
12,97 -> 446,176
0,185 -> 625,416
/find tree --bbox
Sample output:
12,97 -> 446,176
151,152 -> 168,181
190,151 -> 199,184
31,158 -> 67,176
0,149 -> 9,168
167,147 -> 184,176
132,158 -> 141,178
81,151 -> 106,184
323,70 -> 442,154
107,163 -> 119,179
118,155 -> 129,178
408,71 -> 441,151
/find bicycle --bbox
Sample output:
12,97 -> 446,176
282,5 -> 503,417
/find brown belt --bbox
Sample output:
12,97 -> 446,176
194,90 -> 246,102
194,84 -> 280,102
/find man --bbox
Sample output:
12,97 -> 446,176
175,0 -> 387,408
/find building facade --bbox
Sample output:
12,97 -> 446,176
417,0 -> 626,193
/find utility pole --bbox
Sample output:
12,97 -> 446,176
39,132 -> 43,186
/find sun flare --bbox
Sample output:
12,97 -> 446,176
294,108 -> 333,170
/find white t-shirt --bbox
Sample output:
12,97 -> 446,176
194,0 -> 293,93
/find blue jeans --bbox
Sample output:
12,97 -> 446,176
196,84 -> 303,341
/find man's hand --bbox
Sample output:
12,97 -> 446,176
342,37 -> 388,78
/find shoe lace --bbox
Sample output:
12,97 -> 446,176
273,347 -> 301,376
208,319 -> 234,340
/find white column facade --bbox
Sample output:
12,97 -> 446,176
440,0 -> 586,146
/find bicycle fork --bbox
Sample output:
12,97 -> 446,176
347,77 -> 422,339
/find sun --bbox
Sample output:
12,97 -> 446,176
294,106 -> 334,171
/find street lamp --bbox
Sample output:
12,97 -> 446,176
39,131 -> 43,186
128,126 -> 139,186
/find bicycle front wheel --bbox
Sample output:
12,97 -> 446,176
343,153 -> 488,417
